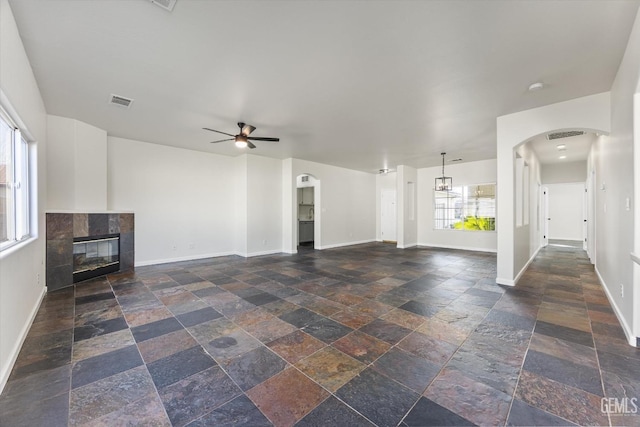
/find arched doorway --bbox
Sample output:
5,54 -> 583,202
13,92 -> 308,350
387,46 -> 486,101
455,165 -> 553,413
296,173 -> 321,250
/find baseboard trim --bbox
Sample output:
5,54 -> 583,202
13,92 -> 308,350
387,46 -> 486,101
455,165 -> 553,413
243,249 -> 285,258
316,239 -> 376,250
495,277 -> 515,286
397,243 -> 418,249
417,243 -> 497,253
595,267 -> 636,347
135,251 -> 237,267
0,286 -> 46,394
496,245 -> 541,287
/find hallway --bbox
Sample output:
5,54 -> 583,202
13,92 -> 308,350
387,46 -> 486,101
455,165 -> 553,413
0,242 -> 638,426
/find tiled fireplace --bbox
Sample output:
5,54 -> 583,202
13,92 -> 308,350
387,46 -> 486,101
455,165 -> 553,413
46,212 -> 134,291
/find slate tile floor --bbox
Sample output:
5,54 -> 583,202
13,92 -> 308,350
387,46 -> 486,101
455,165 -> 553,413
2,240 -> 639,426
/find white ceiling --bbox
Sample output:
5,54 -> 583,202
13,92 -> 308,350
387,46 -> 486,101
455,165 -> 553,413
529,133 -> 596,165
8,0 -> 640,172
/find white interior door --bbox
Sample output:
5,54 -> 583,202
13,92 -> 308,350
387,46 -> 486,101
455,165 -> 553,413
541,186 -> 549,247
381,189 -> 397,242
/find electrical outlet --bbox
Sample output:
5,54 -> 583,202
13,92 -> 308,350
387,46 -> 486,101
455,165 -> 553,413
262,239 -> 267,246
621,284 -> 624,298
172,245 -> 177,251
188,243 -> 195,249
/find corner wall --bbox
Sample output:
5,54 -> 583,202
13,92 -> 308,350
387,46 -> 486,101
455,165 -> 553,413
47,115 -> 107,211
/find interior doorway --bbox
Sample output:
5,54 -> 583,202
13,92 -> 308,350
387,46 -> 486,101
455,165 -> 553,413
381,189 -> 397,243
296,174 -> 320,250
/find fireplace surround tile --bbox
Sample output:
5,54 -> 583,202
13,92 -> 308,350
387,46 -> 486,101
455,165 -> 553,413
46,213 -> 134,292
120,213 -> 134,233
46,213 -> 73,240
73,214 -> 88,238
108,214 -> 120,234
88,214 -> 109,237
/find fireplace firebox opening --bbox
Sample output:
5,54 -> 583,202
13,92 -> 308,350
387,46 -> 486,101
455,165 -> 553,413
72,233 -> 120,283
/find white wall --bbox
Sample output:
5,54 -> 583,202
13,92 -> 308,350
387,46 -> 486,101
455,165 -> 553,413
107,137 -> 237,265
547,183 -> 584,241
246,155 -> 283,256
417,159 -> 497,252
591,7 -> 640,344
397,165 -> 418,249
286,158 -> 376,251
0,0 -> 48,391
47,115 -> 107,210
541,160 -> 587,184
514,141 -> 543,276
233,155 -> 248,256
496,92 -> 611,285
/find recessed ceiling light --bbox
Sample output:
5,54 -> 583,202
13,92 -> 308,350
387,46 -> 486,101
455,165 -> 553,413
559,155 -> 567,160
528,82 -> 544,91
556,144 -> 566,151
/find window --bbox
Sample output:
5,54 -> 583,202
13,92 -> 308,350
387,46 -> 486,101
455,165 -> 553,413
0,108 -> 30,250
434,183 -> 495,231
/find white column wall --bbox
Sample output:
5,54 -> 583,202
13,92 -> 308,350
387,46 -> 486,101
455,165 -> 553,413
397,165 -> 417,249
47,115 -> 107,210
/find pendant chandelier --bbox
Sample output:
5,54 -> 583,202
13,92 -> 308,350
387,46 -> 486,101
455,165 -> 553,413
434,152 -> 452,191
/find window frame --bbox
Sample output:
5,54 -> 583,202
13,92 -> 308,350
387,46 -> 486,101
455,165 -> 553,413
433,182 -> 496,232
0,106 -> 32,252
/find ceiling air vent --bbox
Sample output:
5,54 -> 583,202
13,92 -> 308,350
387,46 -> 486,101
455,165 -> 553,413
109,94 -> 134,109
147,0 -> 177,12
546,131 -> 584,140
301,176 -> 309,182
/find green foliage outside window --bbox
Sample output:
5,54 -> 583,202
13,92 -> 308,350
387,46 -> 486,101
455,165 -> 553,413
453,216 -> 495,231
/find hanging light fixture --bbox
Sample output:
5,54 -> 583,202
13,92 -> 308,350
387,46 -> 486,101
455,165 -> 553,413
434,152 -> 452,191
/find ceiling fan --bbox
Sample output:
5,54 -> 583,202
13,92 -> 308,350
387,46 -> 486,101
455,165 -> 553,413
203,122 -> 279,149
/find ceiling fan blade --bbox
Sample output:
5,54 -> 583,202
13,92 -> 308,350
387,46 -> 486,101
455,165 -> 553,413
210,138 -> 233,144
247,141 -> 257,149
203,127 -> 235,137
238,122 -> 256,136
248,137 -> 279,142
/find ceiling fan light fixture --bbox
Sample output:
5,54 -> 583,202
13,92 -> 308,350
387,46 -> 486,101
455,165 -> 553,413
235,135 -> 249,148
435,152 -> 453,192
528,82 -> 544,91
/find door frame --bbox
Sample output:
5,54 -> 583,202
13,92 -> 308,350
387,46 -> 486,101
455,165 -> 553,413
380,189 -> 397,243
541,186 -> 549,247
